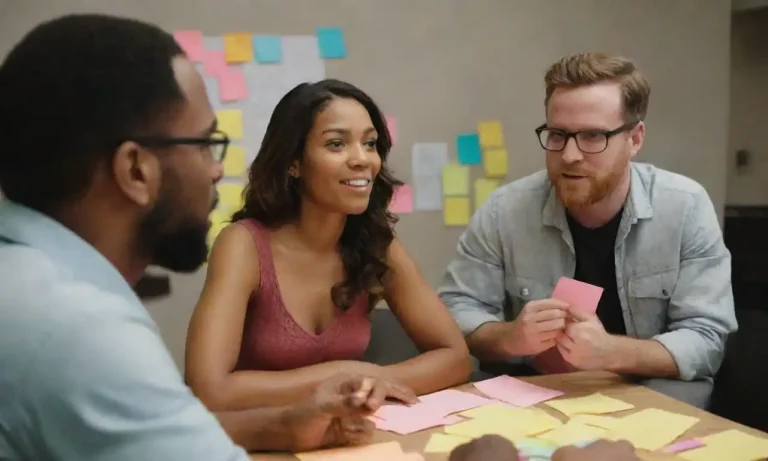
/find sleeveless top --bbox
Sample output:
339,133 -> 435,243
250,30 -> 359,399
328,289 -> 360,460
235,219 -> 372,371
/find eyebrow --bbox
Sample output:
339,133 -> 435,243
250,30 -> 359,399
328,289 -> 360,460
200,119 -> 217,136
321,127 -> 377,136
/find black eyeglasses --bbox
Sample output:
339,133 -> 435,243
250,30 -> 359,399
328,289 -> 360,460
133,130 -> 230,163
535,121 -> 639,154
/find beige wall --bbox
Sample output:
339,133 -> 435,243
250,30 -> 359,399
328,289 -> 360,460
727,7 -> 768,205
0,1 -> 733,369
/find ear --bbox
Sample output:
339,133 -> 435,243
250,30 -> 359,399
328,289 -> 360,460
628,121 -> 646,158
288,159 -> 301,179
111,141 -> 160,207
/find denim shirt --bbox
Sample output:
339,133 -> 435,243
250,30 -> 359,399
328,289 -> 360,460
438,162 -> 738,382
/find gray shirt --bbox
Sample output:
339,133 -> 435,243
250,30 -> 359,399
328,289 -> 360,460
0,201 -> 249,461
438,162 -> 737,382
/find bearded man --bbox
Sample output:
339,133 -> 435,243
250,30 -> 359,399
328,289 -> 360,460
438,52 -> 737,409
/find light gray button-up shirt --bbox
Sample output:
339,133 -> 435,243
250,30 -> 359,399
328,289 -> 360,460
0,201 -> 248,461
438,162 -> 738,382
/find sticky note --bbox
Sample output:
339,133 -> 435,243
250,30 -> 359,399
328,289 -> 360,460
483,148 -> 508,178
444,417 -> 527,442
544,393 -> 634,417
423,433 -> 471,453
216,109 -> 243,140
316,27 -> 347,59
389,185 -> 413,214
378,413 -> 463,435
412,142 -> 449,178
173,30 -> 205,61
552,277 -> 604,314
253,35 -> 282,63
478,120 -> 505,148
218,68 -> 249,103
515,438 -> 558,460
680,430 -> 768,461
203,50 -> 228,77
662,439 -> 705,453
473,375 -> 564,407
218,183 -> 245,211
538,420 -> 608,447
386,115 -> 397,144
442,164 -> 470,196
296,441 -> 404,460
459,404 -> 563,436
223,32 -> 253,63
569,414 -> 621,431
474,178 -> 499,210
456,133 -> 482,165
608,408 -> 700,451
417,389 -> 494,416
222,145 -> 247,177
444,197 -> 470,226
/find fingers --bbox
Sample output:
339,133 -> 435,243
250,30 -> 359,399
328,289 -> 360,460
567,307 -> 595,322
537,317 -> 567,332
527,299 -> 569,313
362,379 -> 418,412
350,377 -> 375,406
339,417 -> 375,446
385,382 -> 419,406
556,331 -> 575,351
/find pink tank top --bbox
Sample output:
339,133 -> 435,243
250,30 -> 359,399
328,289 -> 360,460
235,219 -> 372,371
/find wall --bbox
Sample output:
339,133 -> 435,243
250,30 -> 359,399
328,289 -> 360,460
0,0 -> 732,369
727,7 -> 768,205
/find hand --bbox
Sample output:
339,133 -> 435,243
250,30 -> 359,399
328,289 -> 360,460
448,435 -> 518,461
556,308 -> 617,371
506,299 -> 569,355
552,439 -> 639,461
283,373 -> 418,452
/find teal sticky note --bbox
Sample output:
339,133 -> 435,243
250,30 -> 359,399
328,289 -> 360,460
317,27 -> 347,59
456,133 -> 482,165
253,35 -> 282,63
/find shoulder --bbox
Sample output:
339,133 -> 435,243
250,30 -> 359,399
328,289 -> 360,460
208,219 -> 262,273
635,163 -> 714,214
486,170 -> 550,215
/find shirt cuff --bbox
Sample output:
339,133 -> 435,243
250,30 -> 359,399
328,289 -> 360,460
651,329 -> 708,382
452,308 -> 501,337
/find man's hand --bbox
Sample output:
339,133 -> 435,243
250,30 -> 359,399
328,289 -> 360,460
505,299 -> 569,356
448,435 -> 518,461
283,373 -> 418,452
552,439 -> 639,461
556,308 -> 618,371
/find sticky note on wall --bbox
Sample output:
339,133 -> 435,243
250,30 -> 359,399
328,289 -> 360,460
223,145 -> 247,177
456,133 -> 482,165
474,178 -> 499,210
173,30 -> 205,61
223,32 -> 253,63
386,115 -> 397,145
389,185 -> 413,214
478,120 -> 505,148
316,27 -> 347,59
218,183 -> 245,211
216,109 -> 243,140
218,69 -> 249,103
442,164 -> 470,196
483,148 -> 508,178
444,197 -> 470,226
253,35 -> 283,63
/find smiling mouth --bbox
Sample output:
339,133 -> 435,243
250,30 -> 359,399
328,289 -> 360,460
562,173 -> 586,179
341,179 -> 372,188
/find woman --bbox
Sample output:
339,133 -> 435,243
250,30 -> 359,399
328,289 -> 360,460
185,79 -> 472,411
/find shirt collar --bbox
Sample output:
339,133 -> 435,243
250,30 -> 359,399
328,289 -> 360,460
0,200 -> 141,305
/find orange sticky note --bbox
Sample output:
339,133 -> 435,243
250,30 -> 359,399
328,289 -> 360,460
223,32 -> 253,63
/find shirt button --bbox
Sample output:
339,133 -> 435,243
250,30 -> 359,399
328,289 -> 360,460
662,289 -> 669,296
520,288 -> 530,297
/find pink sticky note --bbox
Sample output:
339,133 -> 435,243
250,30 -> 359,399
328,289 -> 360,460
386,115 -> 397,144
552,277 -> 603,314
418,389 -> 494,416
173,30 -> 205,61
662,439 -> 705,453
383,414 -> 463,435
218,68 -> 249,102
473,375 -> 564,407
203,50 -> 228,77
389,185 -> 413,214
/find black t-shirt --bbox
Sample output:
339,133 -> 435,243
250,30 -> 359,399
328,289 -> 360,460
566,209 -> 627,335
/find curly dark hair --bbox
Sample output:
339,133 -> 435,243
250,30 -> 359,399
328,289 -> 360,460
231,79 -> 403,310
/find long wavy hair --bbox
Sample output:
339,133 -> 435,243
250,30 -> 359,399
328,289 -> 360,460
231,79 -> 403,310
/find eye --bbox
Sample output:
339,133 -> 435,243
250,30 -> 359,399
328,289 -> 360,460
364,139 -> 377,148
326,140 -> 343,149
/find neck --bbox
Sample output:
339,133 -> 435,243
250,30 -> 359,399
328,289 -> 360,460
289,201 -> 346,253
567,168 -> 631,229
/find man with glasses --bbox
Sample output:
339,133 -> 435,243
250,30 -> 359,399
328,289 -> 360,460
438,52 -> 737,408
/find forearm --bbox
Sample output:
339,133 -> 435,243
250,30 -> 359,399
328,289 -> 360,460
215,406 -> 294,453
384,347 -> 472,395
605,336 -> 679,378
465,321 -> 521,361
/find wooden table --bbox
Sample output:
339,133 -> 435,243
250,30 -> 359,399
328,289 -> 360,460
251,371 -> 768,460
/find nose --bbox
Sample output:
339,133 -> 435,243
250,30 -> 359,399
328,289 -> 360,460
347,143 -> 371,168
212,160 -> 224,183
560,137 -> 584,164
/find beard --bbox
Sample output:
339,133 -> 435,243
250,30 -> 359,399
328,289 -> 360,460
552,158 -> 627,210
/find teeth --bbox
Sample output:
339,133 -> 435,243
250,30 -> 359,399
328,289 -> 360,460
344,179 -> 370,187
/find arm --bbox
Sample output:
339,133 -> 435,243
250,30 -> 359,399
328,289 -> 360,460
437,193 -> 513,360
613,189 -> 737,380
185,224 -> 378,411
381,239 -> 472,394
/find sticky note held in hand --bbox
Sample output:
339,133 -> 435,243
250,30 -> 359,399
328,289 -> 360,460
552,277 -> 603,314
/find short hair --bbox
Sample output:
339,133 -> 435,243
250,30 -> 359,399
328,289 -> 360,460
544,52 -> 650,122
0,14 -> 185,212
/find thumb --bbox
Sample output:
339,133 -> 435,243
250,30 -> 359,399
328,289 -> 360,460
567,307 -> 594,322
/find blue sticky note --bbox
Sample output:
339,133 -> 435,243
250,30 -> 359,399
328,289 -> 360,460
316,27 -> 347,59
456,133 -> 482,165
253,35 -> 282,64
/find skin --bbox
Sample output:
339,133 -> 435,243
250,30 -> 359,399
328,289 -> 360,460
466,82 -> 679,378
185,97 -> 472,411
53,54 -> 418,453
449,435 -> 639,461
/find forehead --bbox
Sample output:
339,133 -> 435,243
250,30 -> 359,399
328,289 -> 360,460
168,56 -> 215,134
546,81 -> 624,130
312,97 -> 373,132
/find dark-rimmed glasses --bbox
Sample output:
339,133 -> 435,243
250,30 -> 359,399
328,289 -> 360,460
133,130 -> 230,163
535,121 -> 639,154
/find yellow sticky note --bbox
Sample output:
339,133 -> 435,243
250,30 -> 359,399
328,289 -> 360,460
442,163 -> 470,196
444,418 -> 527,443
478,120 -> 504,148
569,414 -> 621,431
459,404 -> 563,436
483,148 -> 508,178
607,408 -> 699,451
218,183 -> 244,211
474,178 -> 499,210
544,393 -> 635,417
296,441 -> 403,460
538,420 -> 608,447
444,197 -> 470,226
680,429 -> 768,461
223,32 -> 253,63
223,145 -> 247,177
423,433 -> 471,453
217,109 -> 243,140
